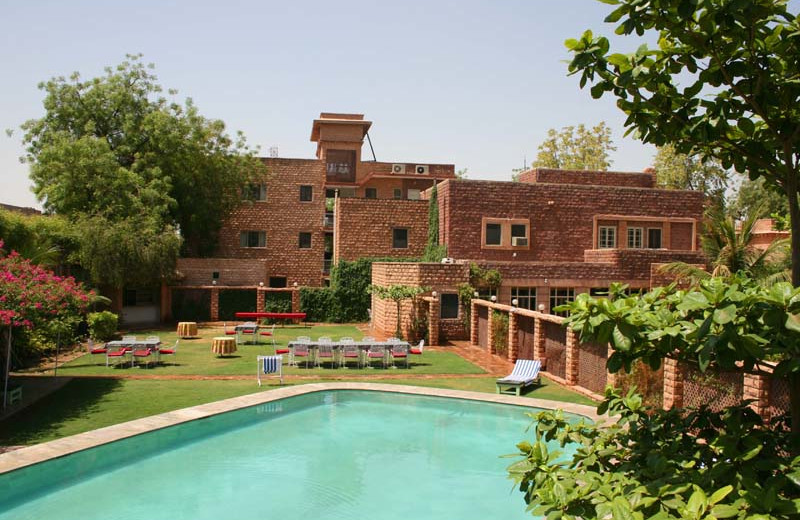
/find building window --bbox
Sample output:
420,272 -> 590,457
123,288 -> 155,306
365,188 -> 377,199
627,227 -> 643,249
407,189 -> 421,200
242,183 -> 267,201
598,226 -> 616,249
440,293 -> 459,319
393,228 -> 408,249
300,185 -> 313,202
239,231 -> 266,248
393,188 -> 402,199
549,288 -> 575,317
511,287 -> 536,310
269,277 -> 287,288
299,232 -> 312,249
477,288 -> 498,300
485,223 -> 502,246
325,149 -> 356,183
648,228 -> 663,249
510,223 -> 529,247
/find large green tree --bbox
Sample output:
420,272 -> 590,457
565,0 -> 800,285
19,55 -> 265,287
652,143 -> 729,212
532,121 -> 616,171
731,176 -> 791,222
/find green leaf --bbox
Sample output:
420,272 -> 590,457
785,313 -> 800,333
737,117 -> 755,135
712,304 -> 737,325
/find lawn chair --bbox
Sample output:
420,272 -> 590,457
339,342 -> 362,368
88,339 -> 107,364
316,338 -> 335,367
133,347 -> 154,368
257,355 -> 283,386
223,322 -> 236,335
293,342 -> 311,368
390,342 -> 409,368
158,339 -> 178,364
106,347 -> 129,367
366,345 -> 387,369
496,359 -> 542,396
410,339 -> 424,355
260,323 -> 277,346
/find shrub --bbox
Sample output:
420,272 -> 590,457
218,289 -> 256,321
171,288 -> 211,322
87,311 -> 118,341
492,310 -> 508,357
299,287 -> 338,322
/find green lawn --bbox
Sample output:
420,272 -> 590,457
53,324 -> 483,376
0,376 -> 596,446
2,324 -> 597,447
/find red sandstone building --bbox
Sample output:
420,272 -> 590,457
159,112 -> 706,335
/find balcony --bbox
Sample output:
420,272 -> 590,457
323,211 -> 334,228
323,259 -> 332,274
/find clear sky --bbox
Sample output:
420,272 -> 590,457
1,0 -> 682,209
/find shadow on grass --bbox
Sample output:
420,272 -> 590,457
0,378 -> 123,446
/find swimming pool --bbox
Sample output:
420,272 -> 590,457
0,386 -> 589,519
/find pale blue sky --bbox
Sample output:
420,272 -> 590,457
1,0 -> 689,208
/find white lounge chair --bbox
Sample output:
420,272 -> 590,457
496,359 -> 542,396
257,355 -> 283,386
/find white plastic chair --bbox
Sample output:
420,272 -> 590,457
158,339 -> 178,364
390,342 -> 409,368
366,345 -> 387,368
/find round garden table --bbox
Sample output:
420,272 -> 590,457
177,322 -> 198,339
211,336 -> 237,357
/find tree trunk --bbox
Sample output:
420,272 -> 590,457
784,177 -> 800,447
395,300 -> 402,340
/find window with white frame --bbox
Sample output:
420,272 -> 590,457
549,288 -> 575,317
627,227 -> 643,248
598,226 -> 617,249
511,287 -> 536,310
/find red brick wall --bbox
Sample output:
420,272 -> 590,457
517,168 -> 655,188
214,157 -> 327,286
335,199 -> 429,262
371,262 -> 469,340
175,258 -> 267,286
437,179 -> 703,264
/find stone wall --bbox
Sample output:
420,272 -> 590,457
517,168 -> 656,188
334,199 -> 429,262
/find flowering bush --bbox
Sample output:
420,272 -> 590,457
0,240 -> 93,359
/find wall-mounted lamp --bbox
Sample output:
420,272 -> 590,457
431,291 -> 437,298
212,280 -> 217,286
538,303 -> 545,312
490,295 -> 497,302
293,281 -> 298,287
259,282 -> 264,287
512,298 -> 518,307
473,291 -> 479,298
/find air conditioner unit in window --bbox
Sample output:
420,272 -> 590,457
512,237 -> 528,247
415,165 -> 429,175
392,164 -> 406,174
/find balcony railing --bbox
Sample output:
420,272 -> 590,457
323,259 -> 332,274
323,212 -> 334,228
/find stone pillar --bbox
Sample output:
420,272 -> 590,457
565,329 -> 579,386
210,287 -> 219,322
663,358 -> 685,409
533,318 -> 545,363
291,289 -> 300,313
605,344 -> 618,388
160,283 -> 172,323
487,307 -> 495,354
256,289 -> 265,313
428,297 -> 440,346
743,372 -> 770,420
470,300 -> 479,346
507,311 -> 519,362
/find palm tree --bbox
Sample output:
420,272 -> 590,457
660,206 -> 789,284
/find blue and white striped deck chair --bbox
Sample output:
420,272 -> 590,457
496,359 -> 542,396
257,355 -> 283,386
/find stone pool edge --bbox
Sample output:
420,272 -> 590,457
0,382 -> 601,474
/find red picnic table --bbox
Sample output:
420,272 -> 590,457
234,312 -> 307,326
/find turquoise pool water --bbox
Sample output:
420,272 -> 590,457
0,391 -> 572,519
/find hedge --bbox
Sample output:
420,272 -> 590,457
218,289 -> 257,321
171,289 -> 211,322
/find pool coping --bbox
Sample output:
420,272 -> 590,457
0,382 -> 602,475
